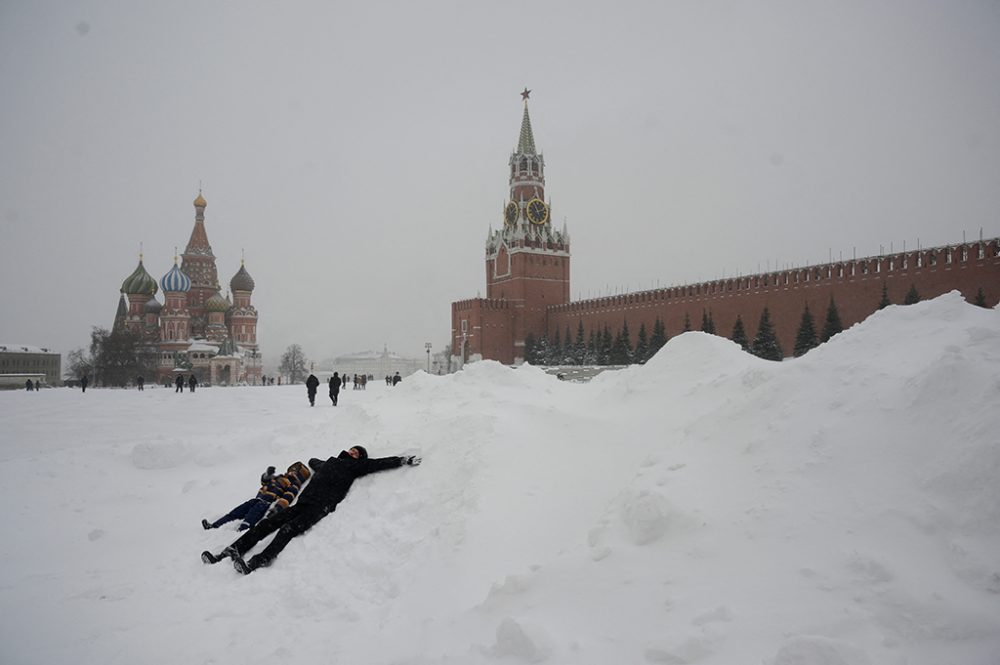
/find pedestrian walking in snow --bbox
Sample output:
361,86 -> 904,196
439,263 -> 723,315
202,446 -> 421,574
137,375 -> 144,391
80,375 -> 89,393
202,462 -> 311,531
305,374 -> 319,406
175,375 -> 184,393
189,374 -> 198,393
329,372 -> 341,406
25,379 -> 32,391
392,371 -> 402,386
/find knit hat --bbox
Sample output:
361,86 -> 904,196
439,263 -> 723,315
352,445 -> 368,460
288,461 -> 311,480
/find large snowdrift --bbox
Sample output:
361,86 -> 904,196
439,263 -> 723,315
1,292 -> 998,664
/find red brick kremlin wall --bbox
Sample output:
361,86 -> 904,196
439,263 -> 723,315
547,239 -> 1000,355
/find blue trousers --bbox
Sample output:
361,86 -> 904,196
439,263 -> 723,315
211,497 -> 269,530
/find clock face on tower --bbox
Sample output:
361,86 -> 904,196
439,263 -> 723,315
504,201 -> 518,226
526,198 -> 549,225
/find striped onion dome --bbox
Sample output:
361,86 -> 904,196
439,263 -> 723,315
121,259 -> 158,296
205,291 -> 230,313
229,263 -> 255,293
144,297 -> 163,314
161,262 -> 191,293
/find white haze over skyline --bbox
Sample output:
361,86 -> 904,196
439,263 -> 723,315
1,1 -> 999,366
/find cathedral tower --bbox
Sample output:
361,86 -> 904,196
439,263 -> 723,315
180,191 -> 221,337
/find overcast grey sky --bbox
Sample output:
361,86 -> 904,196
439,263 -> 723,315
2,1 -> 999,368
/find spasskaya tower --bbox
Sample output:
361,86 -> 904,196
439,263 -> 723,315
452,89 -> 570,365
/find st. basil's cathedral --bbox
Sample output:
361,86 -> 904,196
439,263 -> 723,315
113,192 -> 262,385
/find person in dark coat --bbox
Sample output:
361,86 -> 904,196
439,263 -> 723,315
25,379 -> 33,391
305,374 -> 319,406
189,374 -> 198,393
202,446 -> 421,574
80,375 -> 89,393
392,371 -> 402,386
202,462 -> 311,531
328,372 -> 341,406
175,375 -> 184,393
136,375 -> 145,391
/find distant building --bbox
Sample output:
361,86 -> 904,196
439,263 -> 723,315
112,192 -> 262,386
0,344 -> 62,387
319,345 -> 422,380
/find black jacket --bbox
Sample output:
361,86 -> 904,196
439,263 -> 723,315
305,375 -> 320,393
300,452 -> 402,511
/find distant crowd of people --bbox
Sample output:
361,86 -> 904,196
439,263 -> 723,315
69,370 -> 407,397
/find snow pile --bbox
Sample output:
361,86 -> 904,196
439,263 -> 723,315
0,292 -> 998,664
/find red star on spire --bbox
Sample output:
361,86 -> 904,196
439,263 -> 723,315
521,87 -> 531,102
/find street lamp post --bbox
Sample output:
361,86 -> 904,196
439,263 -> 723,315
425,342 -> 432,373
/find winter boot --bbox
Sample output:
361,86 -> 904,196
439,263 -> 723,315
232,554 -> 254,575
202,519 -> 214,530
201,550 -> 222,564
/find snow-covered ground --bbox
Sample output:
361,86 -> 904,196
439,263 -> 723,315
1,292 -> 998,665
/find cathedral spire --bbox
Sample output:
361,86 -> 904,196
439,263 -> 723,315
517,88 -> 536,156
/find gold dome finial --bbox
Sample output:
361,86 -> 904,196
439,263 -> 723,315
194,187 -> 207,208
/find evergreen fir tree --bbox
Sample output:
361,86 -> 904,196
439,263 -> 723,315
750,307 -> 784,361
610,329 -> 628,365
878,283 -> 891,309
706,310 -> 716,335
634,322 -> 649,364
650,318 -> 668,357
534,334 -> 550,365
820,296 -> 843,343
601,326 -> 613,365
974,287 -> 987,308
701,309 -> 711,333
524,333 -> 536,364
586,329 -> 598,365
793,303 -> 818,357
565,325 -> 574,364
551,327 -> 562,364
683,313 -> 691,332
903,283 -> 920,305
575,320 -> 587,364
620,319 -> 633,364
731,315 -> 749,351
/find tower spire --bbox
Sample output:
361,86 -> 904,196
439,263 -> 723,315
517,88 -> 536,155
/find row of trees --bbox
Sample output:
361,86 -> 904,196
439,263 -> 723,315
67,327 -> 160,387
530,281 -> 977,366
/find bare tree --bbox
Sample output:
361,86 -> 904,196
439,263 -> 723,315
279,344 -> 308,384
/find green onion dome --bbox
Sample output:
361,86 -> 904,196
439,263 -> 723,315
121,259 -> 159,296
205,291 -> 230,313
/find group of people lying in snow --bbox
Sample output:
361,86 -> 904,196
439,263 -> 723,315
201,445 -> 421,575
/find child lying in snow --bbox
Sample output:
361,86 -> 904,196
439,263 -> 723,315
201,462 -> 311,531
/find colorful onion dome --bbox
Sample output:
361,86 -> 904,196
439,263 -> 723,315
205,291 -> 230,312
194,191 -> 207,207
144,297 -> 163,314
161,261 -> 192,293
230,263 -> 255,293
121,259 -> 159,296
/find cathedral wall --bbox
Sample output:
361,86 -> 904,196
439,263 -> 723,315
547,240 -> 1000,356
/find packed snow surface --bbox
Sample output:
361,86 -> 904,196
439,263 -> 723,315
1,292 -> 998,664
